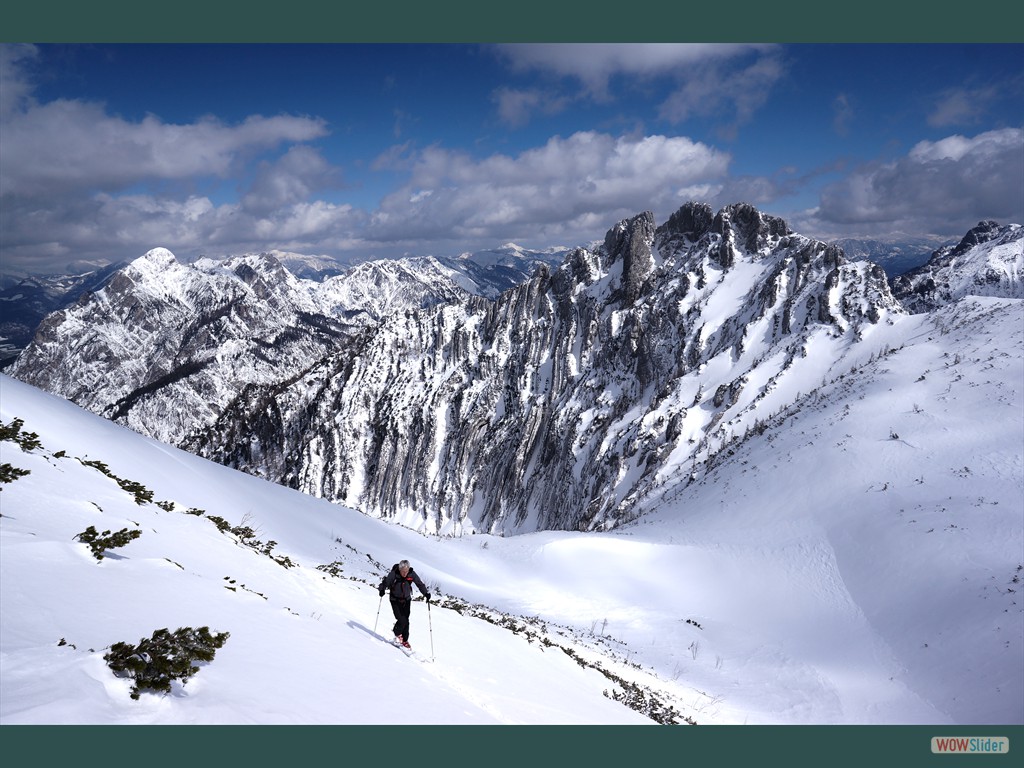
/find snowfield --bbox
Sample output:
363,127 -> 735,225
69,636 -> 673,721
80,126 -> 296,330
1,294 -> 1020,730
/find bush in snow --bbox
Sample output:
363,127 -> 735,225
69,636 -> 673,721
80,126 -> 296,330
0,417 -> 42,451
202,513 -> 297,568
104,626 -> 230,700
78,458 -> 155,505
75,525 -> 142,560
0,462 -> 31,487
604,679 -> 694,725
0,417 -> 40,489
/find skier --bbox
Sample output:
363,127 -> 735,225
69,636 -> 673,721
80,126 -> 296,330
378,559 -> 431,648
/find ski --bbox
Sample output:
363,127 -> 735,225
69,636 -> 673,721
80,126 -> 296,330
390,637 -> 415,657
388,636 -> 432,662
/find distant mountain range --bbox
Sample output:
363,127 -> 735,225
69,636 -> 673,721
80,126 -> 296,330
0,232 -> 949,368
6,202 -> 1022,535
829,235 -> 954,278
0,244 -> 568,369
0,261 -> 128,368
891,220 -> 1023,312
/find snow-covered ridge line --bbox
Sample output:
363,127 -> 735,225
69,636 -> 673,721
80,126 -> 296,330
893,220 -> 1023,312
7,202 -> 1023,537
3,280 -> 1020,725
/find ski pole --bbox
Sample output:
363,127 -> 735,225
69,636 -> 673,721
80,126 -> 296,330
427,597 -> 435,661
373,594 -> 383,634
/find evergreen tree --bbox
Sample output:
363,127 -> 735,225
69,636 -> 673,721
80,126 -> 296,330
104,626 -> 229,700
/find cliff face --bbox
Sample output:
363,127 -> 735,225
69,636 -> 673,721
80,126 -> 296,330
9,250 -> 365,445
183,202 -> 902,533
892,221 -> 1023,313
14,202 -> 1015,535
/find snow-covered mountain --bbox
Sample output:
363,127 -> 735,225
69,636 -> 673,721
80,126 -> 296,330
831,235 -> 951,278
0,244 -> 562,372
2,199 -> 1022,726
8,250 -> 365,446
0,261 -> 128,369
190,202 -> 905,533
439,242 -> 573,298
258,250 -> 348,281
2,272 -> 1020,725
0,375 -> 658,726
7,203 -> 1022,537
5,245 -> 560,446
892,220 -> 1023,313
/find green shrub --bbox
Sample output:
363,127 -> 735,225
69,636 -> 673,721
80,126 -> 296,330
1,418 -> 41,487
117,479 -> 154,505
75,525 -> 142,560
0,417 -> 42,451
604,680 -> 694,725
317,560 -> 345,578
104,626 -> 230,700
0,462 -> 31,486
205,515 -> 232,533
203,515 -> 297,568
78,459 -> 154,504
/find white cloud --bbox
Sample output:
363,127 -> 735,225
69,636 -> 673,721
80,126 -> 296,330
490,43 -> 782,134
908,131 -> 1000,163
927,85 -> 1001,128
832,93 -> 854,137
814,128 -> 1023,235
248,200 -> 359,242
657,52 -> 785,137
368,131 -> 730,244
1,182 -> 366,274
0,43 -> 38,119
0,193 -> 221,269
492,43 -> 767,96
492,87 -> 570,127
0,44 -> 329,201
0,44 -> 340,272
241,146 -> 341,217
0,101 -> 328,198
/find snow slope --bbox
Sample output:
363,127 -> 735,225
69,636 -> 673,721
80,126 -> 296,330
0,375 -> 650,725
1,296 -> 1021,727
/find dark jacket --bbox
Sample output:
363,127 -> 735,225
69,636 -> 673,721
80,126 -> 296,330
379,564 -> 429,602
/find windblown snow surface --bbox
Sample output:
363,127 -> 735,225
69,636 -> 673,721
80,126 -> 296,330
1,295 -> 1021,730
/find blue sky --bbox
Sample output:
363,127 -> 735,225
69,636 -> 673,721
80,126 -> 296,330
1,43 -> 1021,274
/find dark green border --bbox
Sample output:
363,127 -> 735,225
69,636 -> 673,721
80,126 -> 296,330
2,725 -> 1023,766
2,0 -> 1022,41
1,1 -> 1019,766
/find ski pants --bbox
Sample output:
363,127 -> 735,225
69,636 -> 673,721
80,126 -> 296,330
390,598 -> 412,641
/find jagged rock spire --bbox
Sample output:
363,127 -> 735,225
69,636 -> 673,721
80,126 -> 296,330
11,203 -> 1015,534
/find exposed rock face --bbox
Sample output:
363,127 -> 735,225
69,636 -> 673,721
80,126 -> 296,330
0,261 -> 128,368
603,210 -> 656,304
183,203 -> 902,533
7,245 -> 560,446
10,250 -> 366,444
892,221 -> 1023,313
11,202 -> 1016,535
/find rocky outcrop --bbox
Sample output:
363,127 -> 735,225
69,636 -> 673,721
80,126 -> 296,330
16,203 -> 1015,535
184,203 -> 903,534
892,221 -> 1023,313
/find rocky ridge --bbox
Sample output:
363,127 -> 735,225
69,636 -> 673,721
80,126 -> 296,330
892,220 -> 1022,312
184,202 -> 903,532
9,202 -> 1019,534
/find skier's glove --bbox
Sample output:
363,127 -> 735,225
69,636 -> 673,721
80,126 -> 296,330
379,588 -> 385,597
425,593 -> 432,602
